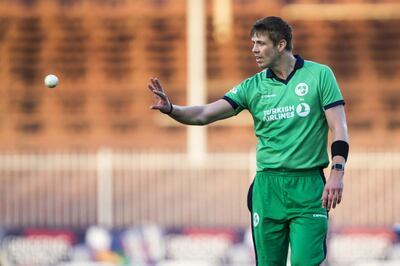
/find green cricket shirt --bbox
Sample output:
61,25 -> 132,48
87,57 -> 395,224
224,55 -> 344,171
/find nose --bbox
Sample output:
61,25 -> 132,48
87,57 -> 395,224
252,43 -> 259,54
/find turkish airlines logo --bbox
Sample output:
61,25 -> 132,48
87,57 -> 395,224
296,103 -> 310,117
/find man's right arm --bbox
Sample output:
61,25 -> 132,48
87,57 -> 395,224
168,99 -> 236,125
148,77 -> 236,125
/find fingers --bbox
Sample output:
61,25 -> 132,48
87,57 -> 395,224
337,191 -> 342,204
149,77 -> 164,92
147,77 -> 171,113
322,188 -> 343,211
147,81 -> 158,93
153,90 -> 167,100
154,78 -> 164,91
327,190 -> 335,210
148,84 -> 167,101
331,191 -> 338,209
321,190 -> 328,209
148,78 -> 167,98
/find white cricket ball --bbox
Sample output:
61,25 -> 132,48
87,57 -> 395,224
44,74 -> 59,88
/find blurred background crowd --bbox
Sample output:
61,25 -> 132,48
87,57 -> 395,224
0,0 -> 400,265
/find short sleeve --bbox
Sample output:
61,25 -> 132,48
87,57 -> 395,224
319,66 -> 345,110
223,79 -> 249,114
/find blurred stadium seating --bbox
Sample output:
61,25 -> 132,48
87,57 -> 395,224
1,0 -> 400,265
0,0 -> 399,150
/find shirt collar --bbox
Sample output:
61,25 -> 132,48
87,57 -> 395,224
266,54 -> 304,79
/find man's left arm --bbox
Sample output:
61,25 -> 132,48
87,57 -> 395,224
322,104 -> 349,211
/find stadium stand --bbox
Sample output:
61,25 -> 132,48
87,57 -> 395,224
0,0 -> 399,150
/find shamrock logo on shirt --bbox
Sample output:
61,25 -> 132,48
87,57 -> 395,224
295,82 -> 309,96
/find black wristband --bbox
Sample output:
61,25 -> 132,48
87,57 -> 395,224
162,103 -> 173,115
331,140 -> 349,162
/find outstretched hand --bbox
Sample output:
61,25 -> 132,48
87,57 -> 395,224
148,77 -> 172,114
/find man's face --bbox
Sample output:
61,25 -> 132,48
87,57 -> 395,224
251,32 -> 280,69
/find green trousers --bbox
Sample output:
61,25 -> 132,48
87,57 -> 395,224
249,169 -> 328,266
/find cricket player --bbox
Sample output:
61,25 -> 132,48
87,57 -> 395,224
148,16 -> 349,266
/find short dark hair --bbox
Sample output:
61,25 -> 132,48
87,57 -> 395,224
250,16 -> 293,51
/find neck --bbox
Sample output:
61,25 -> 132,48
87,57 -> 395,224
271,53 -> 296,80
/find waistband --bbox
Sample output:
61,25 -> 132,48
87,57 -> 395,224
256,168 -> 324,177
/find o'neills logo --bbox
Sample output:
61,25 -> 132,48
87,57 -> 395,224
263,105 -> 295,121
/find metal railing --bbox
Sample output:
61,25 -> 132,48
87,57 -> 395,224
0,150 -> 399,229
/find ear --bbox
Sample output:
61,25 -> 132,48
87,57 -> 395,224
277,39 -> 287,52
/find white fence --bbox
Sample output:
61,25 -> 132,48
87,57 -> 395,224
0,150 -> 253,229
0,150 -> 399,229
